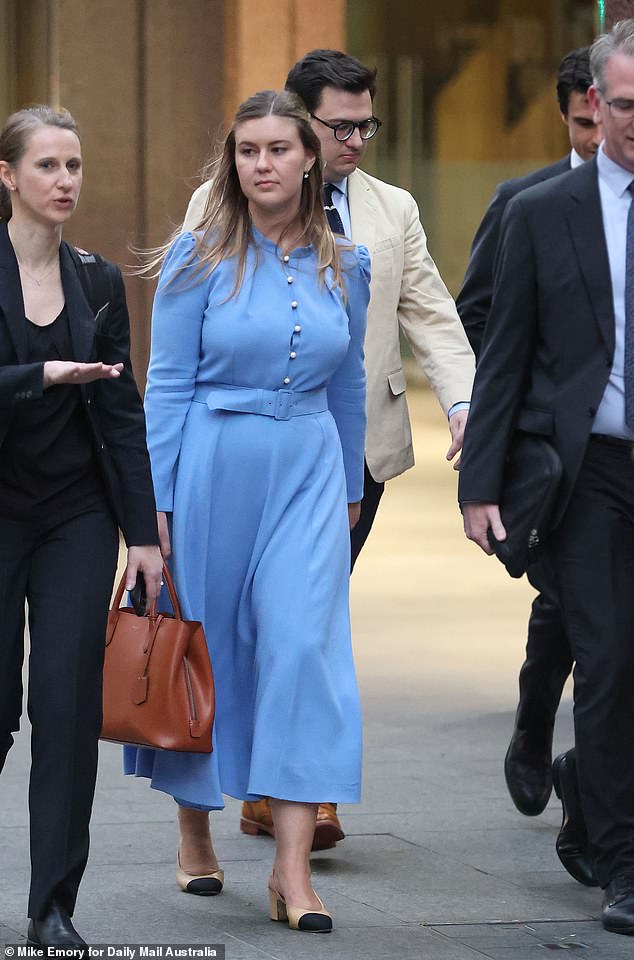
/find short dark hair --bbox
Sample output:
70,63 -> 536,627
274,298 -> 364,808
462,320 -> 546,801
285,49 -> 377,114
556,46 -> 592,114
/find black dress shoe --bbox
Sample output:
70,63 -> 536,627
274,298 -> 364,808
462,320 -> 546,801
27,900 -> 87,949
504,728 -> 552,816
552,750 -> 598,887
603,874 -> 634,935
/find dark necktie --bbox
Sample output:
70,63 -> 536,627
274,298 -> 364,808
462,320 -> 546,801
323,182 -> 345,236
625,181 -> 634,430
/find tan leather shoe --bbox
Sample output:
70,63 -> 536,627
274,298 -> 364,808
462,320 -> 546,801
240,799 -> 345,851
313,802 -> 345,851
240,798 -> 275,839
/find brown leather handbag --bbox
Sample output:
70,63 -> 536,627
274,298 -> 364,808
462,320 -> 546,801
101,565 -> 214,752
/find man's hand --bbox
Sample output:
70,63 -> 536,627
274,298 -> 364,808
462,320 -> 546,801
462,502 -> 506,554
447,409 -> 468,469
348,502 -> 361,530
125,544 -> 164,612
43,360 -> 124,387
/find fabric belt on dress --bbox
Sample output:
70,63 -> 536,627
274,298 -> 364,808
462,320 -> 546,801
193,384 -> 329,421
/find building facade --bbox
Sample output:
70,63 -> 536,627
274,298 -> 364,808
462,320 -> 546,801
0,0 -> 610,376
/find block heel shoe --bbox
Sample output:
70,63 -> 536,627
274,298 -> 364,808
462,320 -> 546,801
176,850 -> 224,896
268,884 -> 332,933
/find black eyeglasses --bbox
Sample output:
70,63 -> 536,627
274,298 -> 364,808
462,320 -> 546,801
311,114 -> 382,142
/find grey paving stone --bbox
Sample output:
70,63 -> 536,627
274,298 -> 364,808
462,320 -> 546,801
216,923 -> 494,960
87,822 -> 266,867
0,392 -> 626,960
384,825 -> 570,876
0,923 -> 26,946
429,921 -> 634,960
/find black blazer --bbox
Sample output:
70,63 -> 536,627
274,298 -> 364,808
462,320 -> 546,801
457,155 -> 572,357
0,221 -> 158,546
458,157 -> 615,529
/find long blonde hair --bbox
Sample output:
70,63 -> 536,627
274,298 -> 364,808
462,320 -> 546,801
146,90 -> 347,297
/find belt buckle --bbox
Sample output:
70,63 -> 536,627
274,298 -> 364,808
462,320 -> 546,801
274,389 -> 294,420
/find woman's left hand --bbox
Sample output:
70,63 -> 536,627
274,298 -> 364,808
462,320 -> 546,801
348,502 -> 361,530
125,545 -> 164,612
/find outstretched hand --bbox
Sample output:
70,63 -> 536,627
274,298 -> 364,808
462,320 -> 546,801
43,360 -> 124,387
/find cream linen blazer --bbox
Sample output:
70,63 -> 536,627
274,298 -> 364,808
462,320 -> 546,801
183,169 -> 475,483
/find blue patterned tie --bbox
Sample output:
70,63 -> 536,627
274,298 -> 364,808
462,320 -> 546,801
323,183 -> 345,236
626,181 -> 634,430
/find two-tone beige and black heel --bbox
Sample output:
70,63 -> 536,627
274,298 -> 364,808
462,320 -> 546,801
268,884 -> 332,933
176,850 -> 224,896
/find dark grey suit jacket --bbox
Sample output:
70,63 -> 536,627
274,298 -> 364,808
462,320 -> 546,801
0,221 -> 158,545
457,155 -> 571,358
458,157 -> 615,529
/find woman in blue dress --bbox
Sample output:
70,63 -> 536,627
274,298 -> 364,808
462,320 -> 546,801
125,89 -> 370,932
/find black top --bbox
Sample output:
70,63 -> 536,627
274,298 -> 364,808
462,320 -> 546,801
0,306 -> 108,525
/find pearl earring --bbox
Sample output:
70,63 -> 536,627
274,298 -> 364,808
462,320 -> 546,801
303,171 -> 309,179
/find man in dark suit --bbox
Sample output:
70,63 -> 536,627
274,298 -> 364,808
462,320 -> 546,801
458,19 -> 634,935
456,50 -> 603,865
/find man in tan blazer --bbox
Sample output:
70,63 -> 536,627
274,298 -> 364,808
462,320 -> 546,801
183,49 -> 475,850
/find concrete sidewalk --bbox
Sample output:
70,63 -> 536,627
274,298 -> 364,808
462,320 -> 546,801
0,388 -> 627,959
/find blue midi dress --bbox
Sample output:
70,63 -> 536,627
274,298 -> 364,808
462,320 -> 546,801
124,228 -> 370,809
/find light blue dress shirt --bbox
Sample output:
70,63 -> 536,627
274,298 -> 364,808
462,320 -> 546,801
592,145 -> 634,440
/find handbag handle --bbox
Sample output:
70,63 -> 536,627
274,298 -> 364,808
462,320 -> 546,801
110,562 -> 183,620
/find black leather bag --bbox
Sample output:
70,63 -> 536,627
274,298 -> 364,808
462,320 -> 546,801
487,433 -> 563,579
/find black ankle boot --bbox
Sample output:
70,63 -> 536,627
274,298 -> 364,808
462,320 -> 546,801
27,900 -> 87,948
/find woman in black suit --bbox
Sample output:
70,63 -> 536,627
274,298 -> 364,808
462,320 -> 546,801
0,105 -> 163,947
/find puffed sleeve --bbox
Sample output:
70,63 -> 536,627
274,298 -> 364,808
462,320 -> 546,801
327,243 -> 370,503
144,232 -> 209,511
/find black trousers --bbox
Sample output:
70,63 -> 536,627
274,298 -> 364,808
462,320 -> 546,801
0,510 -> 119,919
546,436 -> 634,886
350,461 -> 385,571
515,558 -> 573,742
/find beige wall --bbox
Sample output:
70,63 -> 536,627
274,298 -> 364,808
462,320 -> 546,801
2,0 -> 342,379
55,0 -> 224,380
223,0 -> 345,122
432,17 -> 569,294
435,22 -> 568,165
0,0 -> 53,113
0,1 -> 16,123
